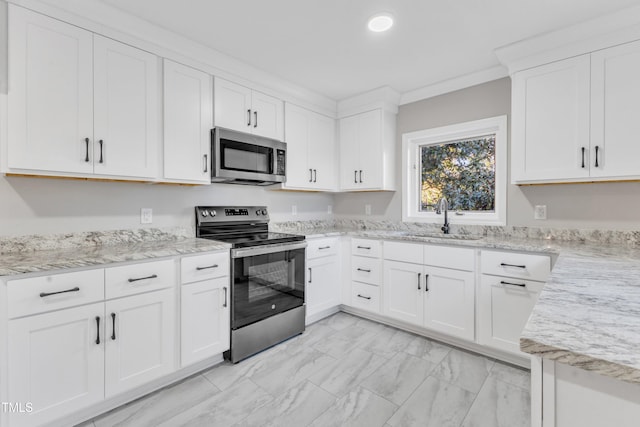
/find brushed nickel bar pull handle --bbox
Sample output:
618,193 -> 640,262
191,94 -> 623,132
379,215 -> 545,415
309,168 -> 313,183
203,154 -> 208,173
354,170 -> 358,184
40,287 -> 80,298
128,274 -> 158,283
85,138 -> 90,162
357,268 -> 371,273
223,287 -> 228,308
95,316 -> 101,345
359,170 -> 363,183
594,145 -> 600,168
418,272 -> 421,290
318,246 -> 331,250
425,274 -> 429,292
500,263 -> 526,269
98,140 -> 104,164
357,246 -> 371,250
581,147 -> 585,168
501,280 -> 526,288
313,169 -> 317,183
247,109 -> 252,126
254,111 -> 258,128
357,294 -> 371,300
196,264 -> 218,271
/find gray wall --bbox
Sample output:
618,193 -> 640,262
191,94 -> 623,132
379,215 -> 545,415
335,77 -> 640,230
0,176 -> 332,236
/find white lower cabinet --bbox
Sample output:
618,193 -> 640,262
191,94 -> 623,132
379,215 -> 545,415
181,277 -> 230,366
306,237 -> 341,323
104,289 -> 175,397
383,259 -> 475,341
8,303 -> 105,427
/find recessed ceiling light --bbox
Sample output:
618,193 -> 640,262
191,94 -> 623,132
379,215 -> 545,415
368,13 -> 394,33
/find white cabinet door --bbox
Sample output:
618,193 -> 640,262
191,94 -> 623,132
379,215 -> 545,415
478,275 -> 544,354
284,103 -> 312,188
104,289 -> 175,397
591,40 -> 640,179
214,78 -> 254,133
8,303 -> 104,427
308,111 -> 336,191
163,59 -> 212,183
357,109 -> 383,189
251,90 -> 284,140
512,55 -> 591,183
383,260 -> 424,326
181,277 -> 230,366
307,255 -> 341,320
93,36 -> 159,179
423,266 -> 475,341
7,5 -> 94,174
339,114 -> 361,190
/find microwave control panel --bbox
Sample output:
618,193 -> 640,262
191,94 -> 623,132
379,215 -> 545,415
276,149 -> 286,176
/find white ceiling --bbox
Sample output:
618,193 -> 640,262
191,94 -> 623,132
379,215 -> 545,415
97,0 -> 640,101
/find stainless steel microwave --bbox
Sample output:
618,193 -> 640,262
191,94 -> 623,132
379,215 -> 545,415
211,127 -> 286,186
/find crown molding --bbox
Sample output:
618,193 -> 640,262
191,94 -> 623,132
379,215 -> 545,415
7,0 -> 338,117
337,86 -> 400,118
495,4 -> 640,74
399,66 -> 508,105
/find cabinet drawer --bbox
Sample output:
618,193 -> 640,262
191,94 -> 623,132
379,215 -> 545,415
351,282 -> 380,313
106,259 -> 175,299
424,245 -> 475,271
351,256 -> 382,285
181,252 -> 229,284
307,237 -> 339,259
481,250 -> 551,282
384,241 -> 424,264
351,238 -> 382,258
7,269 -> 104,319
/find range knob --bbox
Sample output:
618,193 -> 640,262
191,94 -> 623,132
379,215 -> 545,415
201,210 -> 208,217
256,209 -> 262,216
209,210 -> 216,217
261,209 -> 268,216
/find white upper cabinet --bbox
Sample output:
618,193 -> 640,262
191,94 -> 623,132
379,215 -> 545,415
6,6 -> 160,180
214,77 -> 284,140
93,36 -> 159,179
590,40 -> 640,179
7,5 -> 94,174
512,39 -> 640,184
339,109 -> 396,191
283,103 -> 336,191
511,55 -> 591,183
163,59 -> 212,184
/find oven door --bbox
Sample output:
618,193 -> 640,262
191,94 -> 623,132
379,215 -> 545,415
231,242 -> 306,329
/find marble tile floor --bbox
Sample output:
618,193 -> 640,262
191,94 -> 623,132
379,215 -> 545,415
82,312 -> 531,427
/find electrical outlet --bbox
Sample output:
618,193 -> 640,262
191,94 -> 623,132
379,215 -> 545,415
291,205 -> 298,216
534,205 -> 547,220
327,205 -> 333,214
140,208 -> 153,224
365,204 -> 372,216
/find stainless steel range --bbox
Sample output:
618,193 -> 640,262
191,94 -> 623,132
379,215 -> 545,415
195,206 -> 306,363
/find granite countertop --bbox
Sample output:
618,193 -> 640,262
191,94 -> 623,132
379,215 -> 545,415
0,237 -> 230,276
293,226 -> 640,384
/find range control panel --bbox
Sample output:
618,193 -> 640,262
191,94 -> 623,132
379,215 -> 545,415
195,206 -> 269,224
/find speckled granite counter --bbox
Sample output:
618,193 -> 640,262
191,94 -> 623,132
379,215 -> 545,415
0,228 -> 230,276
274,223 -> 640,384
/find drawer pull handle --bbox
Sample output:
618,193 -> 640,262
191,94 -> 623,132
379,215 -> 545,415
95,316 -> 101,345
357,294 -> 371,300
196,264 -> 219,271
425,274 -> 429,292
39,287 -> 80,298
128,274 -> 158,283
357,268 -> 371,273
308,267 -> 313,283
111,313 -> 116,340
318,246 -> 331,250
500,263 -> 526,269
501,280 -> 526,288
418,272 -> 421,290
223,287 -> 228,308
357,246 -> 372,250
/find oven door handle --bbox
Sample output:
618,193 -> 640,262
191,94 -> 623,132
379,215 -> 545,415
231,241 -> 308,258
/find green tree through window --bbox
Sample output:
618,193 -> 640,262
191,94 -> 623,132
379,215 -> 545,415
420,135 -> 496,212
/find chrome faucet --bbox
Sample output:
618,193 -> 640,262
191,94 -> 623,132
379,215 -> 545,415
435,197 -> 450,234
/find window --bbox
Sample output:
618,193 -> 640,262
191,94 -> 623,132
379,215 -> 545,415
402,115 -> 507,225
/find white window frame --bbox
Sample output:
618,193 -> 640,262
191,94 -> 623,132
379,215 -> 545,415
402,115 -> 507,226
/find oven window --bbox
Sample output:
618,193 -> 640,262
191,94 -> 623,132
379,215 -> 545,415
232,247 -> 305,329
221,139 -> 272,174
